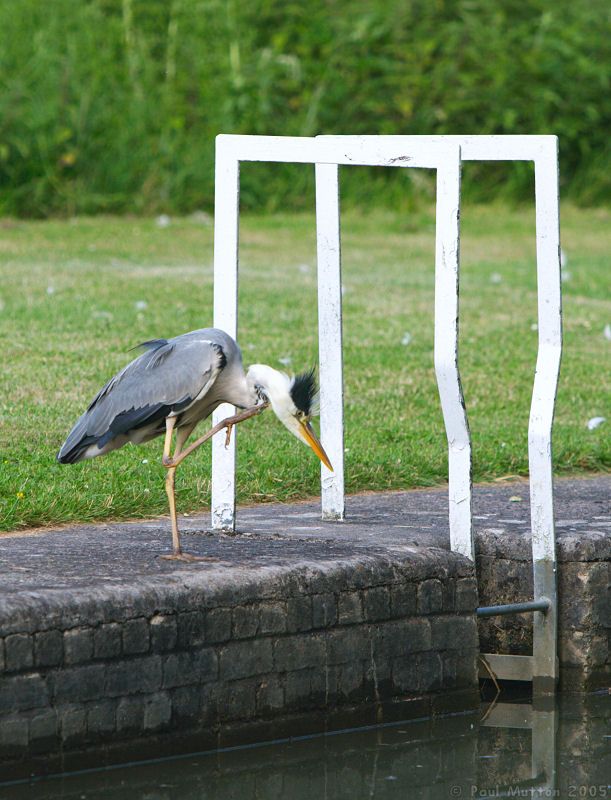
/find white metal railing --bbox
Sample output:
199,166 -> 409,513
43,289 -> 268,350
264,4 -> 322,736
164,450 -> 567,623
212,134 -> 466,541
211,134 -> 561,692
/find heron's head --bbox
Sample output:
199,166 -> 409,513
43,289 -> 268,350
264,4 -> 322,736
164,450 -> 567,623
246,364 -> 333,471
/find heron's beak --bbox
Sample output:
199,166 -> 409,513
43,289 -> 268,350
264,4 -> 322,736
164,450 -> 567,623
298,419 -> 333,472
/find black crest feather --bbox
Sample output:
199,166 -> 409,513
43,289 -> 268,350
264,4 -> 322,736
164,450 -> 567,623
290,368 -> 317,417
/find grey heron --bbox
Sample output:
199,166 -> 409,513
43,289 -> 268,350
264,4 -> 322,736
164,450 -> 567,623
57,327 -> 332,560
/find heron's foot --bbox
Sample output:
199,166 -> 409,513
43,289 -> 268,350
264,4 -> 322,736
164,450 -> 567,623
159,552 -> 218,563
225,423 -> 233,448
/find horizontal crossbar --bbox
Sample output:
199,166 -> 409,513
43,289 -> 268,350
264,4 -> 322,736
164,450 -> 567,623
477,599 -> 551,618
480,654 -> 534,682
480,703 -> 533,729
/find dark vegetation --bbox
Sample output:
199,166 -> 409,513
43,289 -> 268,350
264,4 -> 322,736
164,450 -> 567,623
1,0 -> 609,217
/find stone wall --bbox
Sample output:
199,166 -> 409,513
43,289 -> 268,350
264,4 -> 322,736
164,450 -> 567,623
476,529 -> 609,691
0,549 -> 479,779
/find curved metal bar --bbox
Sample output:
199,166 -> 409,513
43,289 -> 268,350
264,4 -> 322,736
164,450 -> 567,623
529,138 -> 562,691
434,147 -> 473,561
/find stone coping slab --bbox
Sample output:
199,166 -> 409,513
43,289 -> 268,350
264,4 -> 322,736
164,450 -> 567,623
0,477 -> 608,592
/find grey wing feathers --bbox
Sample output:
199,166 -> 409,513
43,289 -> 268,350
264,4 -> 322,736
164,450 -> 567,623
57,333 -> 226,463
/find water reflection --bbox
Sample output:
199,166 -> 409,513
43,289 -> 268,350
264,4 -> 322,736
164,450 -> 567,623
2,692 -> 608,799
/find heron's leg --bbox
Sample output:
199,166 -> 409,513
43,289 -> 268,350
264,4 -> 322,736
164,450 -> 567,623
165,466 -> 180,554
162,417 -> 180,554
164,403 -> 268,469
159,405 -> 268,562
174,423 -> 195,460
161,422 -> 211,562
163,415 -> 176,462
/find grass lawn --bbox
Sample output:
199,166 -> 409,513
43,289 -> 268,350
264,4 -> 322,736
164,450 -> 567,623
0,204 -> 609,531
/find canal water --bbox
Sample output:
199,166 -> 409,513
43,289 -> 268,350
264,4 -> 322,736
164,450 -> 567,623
2,691 -> 609,799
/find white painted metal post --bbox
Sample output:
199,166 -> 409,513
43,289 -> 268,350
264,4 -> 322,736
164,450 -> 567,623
532,706 -> 558,791
433,147 -> 473,560
530,140 -> 561,563
211,137 -> 240,531
530,137 -> 561,691
315,163 -> 345,520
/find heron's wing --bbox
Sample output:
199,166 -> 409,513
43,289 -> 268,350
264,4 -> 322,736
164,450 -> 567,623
57,336 -> 225,462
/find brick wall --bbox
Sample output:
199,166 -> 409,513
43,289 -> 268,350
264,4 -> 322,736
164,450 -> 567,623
0,550 -> 479,777
476,531 -> 610,691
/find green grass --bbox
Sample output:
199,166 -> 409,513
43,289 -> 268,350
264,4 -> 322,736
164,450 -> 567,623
0,204 -> 609,531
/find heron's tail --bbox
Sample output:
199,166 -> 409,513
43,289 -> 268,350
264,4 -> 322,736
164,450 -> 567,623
57,400 -> 171,463
57,430 -> 100,463
57,411 -> 103,463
